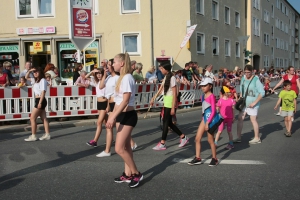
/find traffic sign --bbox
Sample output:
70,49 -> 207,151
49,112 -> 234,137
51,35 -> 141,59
68,0 -> 95,53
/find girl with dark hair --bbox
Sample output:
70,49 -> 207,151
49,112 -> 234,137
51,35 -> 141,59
235,65 -> 265,144
188,77 -> 223,166
24,67 -> 50,141
150,63 -> 189,150
85,68 -> 109,149
106,53 -> 143,188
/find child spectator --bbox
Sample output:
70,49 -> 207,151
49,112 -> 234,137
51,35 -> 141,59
274,80 -> 297,137
45,73 -> 52,87
18,76 -> 27,88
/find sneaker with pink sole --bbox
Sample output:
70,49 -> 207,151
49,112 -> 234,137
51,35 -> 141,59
152,142 -> 166,150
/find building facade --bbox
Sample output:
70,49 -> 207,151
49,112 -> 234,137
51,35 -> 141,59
247,0 -> 300,70
0,0 -> 299,81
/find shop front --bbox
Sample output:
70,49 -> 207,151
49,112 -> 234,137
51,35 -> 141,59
0,44 -> 20,78
57,41 -> 100,81
25,41 -> 51,69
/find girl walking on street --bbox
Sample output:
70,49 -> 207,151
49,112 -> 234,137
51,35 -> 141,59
188,77 -> 223,166
106,53 -> 143,188
151,62 -> 189,150
24,67 -> 50,141
215,86 -> 236,150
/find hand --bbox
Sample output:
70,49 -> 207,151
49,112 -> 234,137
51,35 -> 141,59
38,103 -> 42,109
106,115 -> 115,129
248,102 -> 256,108
205,123 -> 209,131
171,108 -> 175,116
92,69 -> 98,73
274,106 -> 278,110
106,107 -> 110,114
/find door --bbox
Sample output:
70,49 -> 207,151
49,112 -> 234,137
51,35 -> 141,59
253,55 -> 260,71
31,54 -> 51,69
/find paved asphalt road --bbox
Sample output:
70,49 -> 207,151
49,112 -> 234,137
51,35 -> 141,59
1,94 -> 300,200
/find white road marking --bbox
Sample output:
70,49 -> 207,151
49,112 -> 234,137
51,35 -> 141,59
173,158 -> 266,165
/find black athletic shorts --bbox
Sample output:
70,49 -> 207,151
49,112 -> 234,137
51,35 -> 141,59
34,98 -> 47,110
97,101 -> 108,110
109,102 -> 115,112
116,110 -> 138,127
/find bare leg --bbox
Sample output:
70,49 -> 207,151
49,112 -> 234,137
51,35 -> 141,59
250,115 -> 259,139
195,120 -> 205,158
93,110 -> 106,142
207,132 -> 216,158
115,123 -> 138,176
30,108 -> 41,135
284,117 -> 289,132
237,111 -> 246,139
215,131 -> 222,142
286,116 -> 292,132
39,110 -> 49,134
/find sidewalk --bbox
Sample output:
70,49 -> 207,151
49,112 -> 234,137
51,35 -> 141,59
0,105 -> 201,133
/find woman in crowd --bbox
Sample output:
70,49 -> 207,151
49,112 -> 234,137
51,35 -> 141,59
0,64 -> 9,87
75,71 -> 90,88
145,66 -> 157,83
24,67 -> 50,141
235,65 -> 265,144
44,63 -> 58,86
106,53 -> 143,188
132,63 -> 145,83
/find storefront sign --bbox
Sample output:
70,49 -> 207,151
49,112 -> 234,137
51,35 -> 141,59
0,45 -> 19,52
0,55 -> 12,60
85,54 -> 97,58
59,42 -> 98,51
16,26 -> 56,35
33,42 -> 43,52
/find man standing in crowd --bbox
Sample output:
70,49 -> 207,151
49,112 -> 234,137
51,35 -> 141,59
192,62 -> 202,82
19,61 -> 33,86
182,62 -> 195,83
131,60 -> 137,73
101,59 -> 110,75
205,64 -> 218,82
156,63 -> 165,82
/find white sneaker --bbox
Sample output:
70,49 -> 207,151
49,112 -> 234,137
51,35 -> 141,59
96,151 -> 111,157
131,143 -> 137,150
249,138 -> 261,144
39,134 -> 51,141
291,117 -> 294,122
275,112 -> 281,116
24,135 -> 37,142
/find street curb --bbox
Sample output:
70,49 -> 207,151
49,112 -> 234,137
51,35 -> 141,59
0,105 -> 201,133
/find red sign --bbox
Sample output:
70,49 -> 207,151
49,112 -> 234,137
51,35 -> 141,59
72,8 -> 93,38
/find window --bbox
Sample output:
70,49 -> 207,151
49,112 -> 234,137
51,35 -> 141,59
196,32 -> 205,54
272,26 -> 274,39
275,18 -> 279,28
264,56 -> 269,67
235,42 -> 240,57
264,33 -> 269,45
281,39 -> 284,49
212,1 -> 218,20
280,21 -> 284,31
253,17 -> 260,36
264,10 -> 269,23
121,33 -> 141,55
271,47 -> 274,59
272,5 -> 274,18
225,6 -> 230,24
276,38 -> 280,48
16,0 -> 55,18
253,0 -> 260,10
212,36 -> 219,55
285,24 -> 288,34
276,0 -> 280,9
285,41 -> 289,51
196,0 -> 204,15
121,0 -> 140,14
235,12 -> 240,27
225,39 -> 230,56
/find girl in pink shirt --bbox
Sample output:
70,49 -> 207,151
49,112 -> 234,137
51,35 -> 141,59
215,86 -> 236,150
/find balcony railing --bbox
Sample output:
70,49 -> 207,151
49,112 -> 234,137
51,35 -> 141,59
295,53 -> 299,59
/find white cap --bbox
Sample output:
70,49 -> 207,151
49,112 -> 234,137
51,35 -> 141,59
200,77 -> 213,85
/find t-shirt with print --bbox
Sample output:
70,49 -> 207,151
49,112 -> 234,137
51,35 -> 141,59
279,90 -> 297,111
217,98 -> 236,119
182,69 -> 193,82
114,74 -> 136,106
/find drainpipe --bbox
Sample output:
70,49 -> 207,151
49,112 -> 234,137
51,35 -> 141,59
150,0 -> 154,66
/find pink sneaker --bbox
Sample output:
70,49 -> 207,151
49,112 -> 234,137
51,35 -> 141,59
86,140 -> 97,147
152,142 -> 166,150
225,144 -> 234,150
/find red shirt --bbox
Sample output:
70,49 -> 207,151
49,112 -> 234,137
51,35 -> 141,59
0,73 -> 7,84
283,74 -> 299,94
228,87 -> 236,99
264,83 -> 270,90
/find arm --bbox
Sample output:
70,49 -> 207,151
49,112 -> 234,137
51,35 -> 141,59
171,86 -> 177,115
272,78 -> 284,91
37,90 -> 46,109
99,70 -> 107,89
296,78 -> 300,93
249,79 -> 265,108
274,97 -> 282,110
207,95 -> 216,124
294,98 -> 297,113
150,82 -> 164,106
25,69 -> 34,81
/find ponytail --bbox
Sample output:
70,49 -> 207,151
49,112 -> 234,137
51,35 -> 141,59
115,52 -> 131,92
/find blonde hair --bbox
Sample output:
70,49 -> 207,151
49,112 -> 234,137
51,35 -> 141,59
45,73 -> 51,78
3,61 -> 12,68
115,52 -> 131,92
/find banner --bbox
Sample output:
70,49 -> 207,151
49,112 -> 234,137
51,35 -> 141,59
180,24 -> 197,48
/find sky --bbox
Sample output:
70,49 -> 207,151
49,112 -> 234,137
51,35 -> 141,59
288,0 -> 300,13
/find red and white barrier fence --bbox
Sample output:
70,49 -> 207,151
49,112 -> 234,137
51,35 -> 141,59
0,77 -> 282,121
